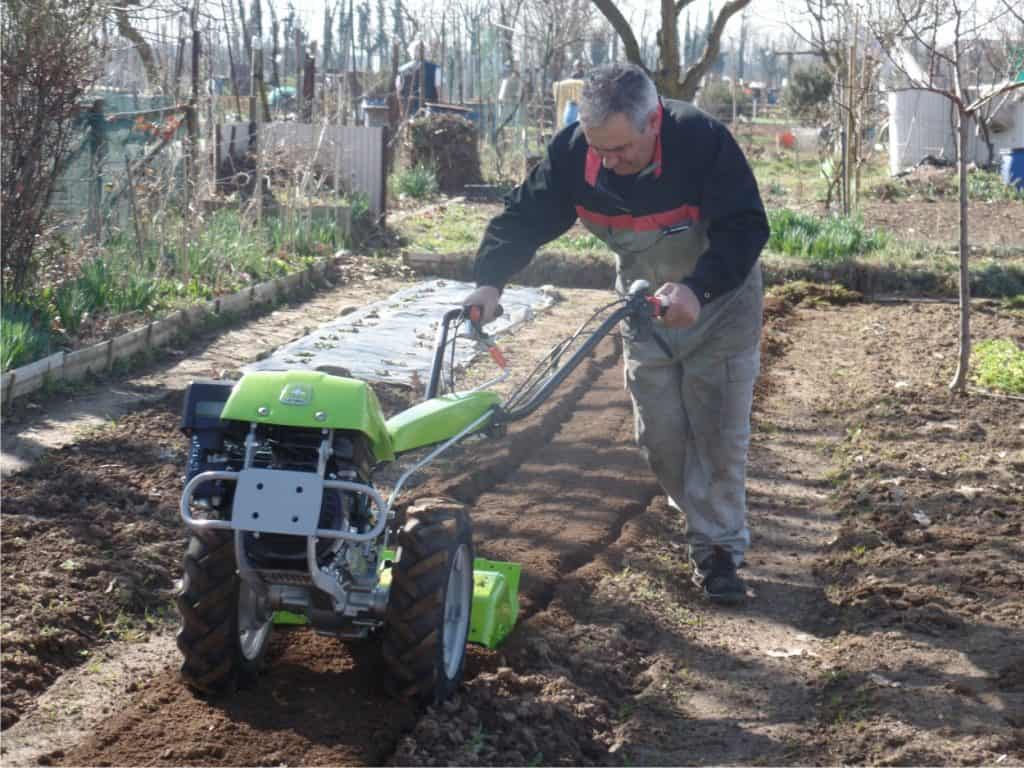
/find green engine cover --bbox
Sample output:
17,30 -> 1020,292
220,370 -> 395,461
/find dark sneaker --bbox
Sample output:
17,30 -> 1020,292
692,546 -> 747,605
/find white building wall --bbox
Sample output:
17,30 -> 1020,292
889,89 -> 1024,174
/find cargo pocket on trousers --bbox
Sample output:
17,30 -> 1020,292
726,348 -> 760,383
720,348 -> 760,435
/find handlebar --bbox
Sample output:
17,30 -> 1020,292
425,281 -> 668,408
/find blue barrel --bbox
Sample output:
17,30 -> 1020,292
1001,147 -> 1024,191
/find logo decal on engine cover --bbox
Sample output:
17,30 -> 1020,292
279,383 -> 313,405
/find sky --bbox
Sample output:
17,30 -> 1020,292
239,0 -> 1018,55
279,0 -> 797,47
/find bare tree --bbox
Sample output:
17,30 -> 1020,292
590,0 -> 751,99
1,0 -> 105,297
866,0 -> 1024,392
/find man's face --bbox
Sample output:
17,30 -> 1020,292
583,110 -> 659,176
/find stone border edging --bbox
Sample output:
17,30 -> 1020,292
1,255 -> 344,407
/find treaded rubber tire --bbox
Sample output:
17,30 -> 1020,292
175,528 -> 272,693
382,498 -> 474,706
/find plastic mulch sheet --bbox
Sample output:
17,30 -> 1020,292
244,279 -> 556,387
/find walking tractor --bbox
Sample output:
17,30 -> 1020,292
176,281 -> 668,704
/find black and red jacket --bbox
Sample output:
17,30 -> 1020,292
474,99 -> 770,305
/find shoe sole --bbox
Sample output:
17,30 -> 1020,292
693,575 -> 748,605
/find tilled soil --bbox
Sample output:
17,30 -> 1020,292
2,287 -> 1022,767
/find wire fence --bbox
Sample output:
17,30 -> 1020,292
52,91 -> 188,245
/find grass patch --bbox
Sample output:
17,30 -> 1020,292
5,208 -> 330,372
972,338 -> 1024,394
392,163 -> 439,200
767,209 -> 889,266
394,201 -> 612,255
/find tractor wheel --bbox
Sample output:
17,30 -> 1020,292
175,528 -> 273,693
382,498 -> 474,706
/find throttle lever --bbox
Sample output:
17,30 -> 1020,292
646,295 -> 668,318
464,304 -> 507,370
466,304 -> 504,325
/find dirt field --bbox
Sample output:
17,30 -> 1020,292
2,278 -> 1022,766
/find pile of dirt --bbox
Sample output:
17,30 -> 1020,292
391,668 -> 614,766
407,115 -> 484,195
874,164 -> 957,201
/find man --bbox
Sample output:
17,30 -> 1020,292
463,63 -> 769,605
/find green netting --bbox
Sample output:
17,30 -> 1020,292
51,91 -> 185,242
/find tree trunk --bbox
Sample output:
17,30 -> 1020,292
593,0 -> 751,101
114,7 -> 161,88
949,108 -> 971,394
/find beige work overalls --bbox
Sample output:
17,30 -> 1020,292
580,215 -> 763,567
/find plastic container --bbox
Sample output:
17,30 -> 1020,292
1000,147 -> 1024,191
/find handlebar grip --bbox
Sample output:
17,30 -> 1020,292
646,295 -> 668,318
467,304 -> 504,324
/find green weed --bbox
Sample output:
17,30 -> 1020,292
968,170 -> 1024,202
393,163 -> 439,199
77,257 -> 113,312
768,209 -> 888,265
1,304 -> 52,371
52,283 -> 88,335
551,229 -> 611,253
971,338 -> 1024,394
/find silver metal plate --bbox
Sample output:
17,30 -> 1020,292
232,469 -> 324,535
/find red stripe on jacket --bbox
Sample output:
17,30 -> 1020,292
575,203 -> 701,232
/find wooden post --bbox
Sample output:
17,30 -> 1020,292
950,107 -> 971,392
295,28 -> 305,117
125,156 -> 145,263
186,1 -> 200,203
86,98 -> 107,237
391,41 -> 401,125
337,73 -> 345,126
173,20 -> 186,103
731,77 -> 738,129
191,1 -> 200,107
302,45 -> 316,122
440,10 -> 447,103
418,40 -> 426,115
335,75 -> 344,198
221,0 -> 244,118
251,37 -> 263,225
844,38 -> 857,214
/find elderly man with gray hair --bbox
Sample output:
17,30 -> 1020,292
463,63 -> 769,605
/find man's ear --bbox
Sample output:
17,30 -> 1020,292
646,109 -> 660,135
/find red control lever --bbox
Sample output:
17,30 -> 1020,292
646,295 -> 668,318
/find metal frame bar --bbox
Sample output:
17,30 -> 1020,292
180,472 -> 389,542
386,408 -> 496,509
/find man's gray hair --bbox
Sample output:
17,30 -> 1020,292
579,63 -> 659,132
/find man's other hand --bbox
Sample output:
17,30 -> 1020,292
655,282 -> 701,329
462,285 -> 502,323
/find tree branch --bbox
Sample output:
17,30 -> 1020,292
112,5 -> 161,87
679,0 -> 751,98
674,0 -> 697,17
591,0 -> 644,67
